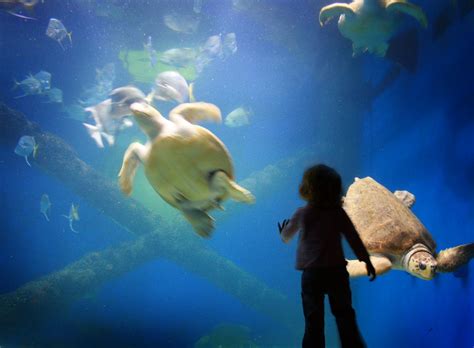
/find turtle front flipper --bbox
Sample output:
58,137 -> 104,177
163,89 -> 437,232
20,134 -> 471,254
169,102 -> 222,124
346,256 -> 393,277
210,171 -> 255,204
118,142 -> 147,196
319,3 -> 355,26
436,243 -> 474,273
385,0 -> 428,28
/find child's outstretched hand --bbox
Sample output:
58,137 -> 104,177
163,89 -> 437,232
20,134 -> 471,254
366,261 -> 377,281
278,219 -> 289,234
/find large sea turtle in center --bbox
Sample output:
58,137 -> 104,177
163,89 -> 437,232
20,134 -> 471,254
118,102 -> 255,237
343,177 -> 473,280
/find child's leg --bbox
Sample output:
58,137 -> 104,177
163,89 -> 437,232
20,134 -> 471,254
327,267 -> 366,348
301,269 -> 326,348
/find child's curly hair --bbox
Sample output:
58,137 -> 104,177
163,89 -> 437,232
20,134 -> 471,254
299,164 -> 342,207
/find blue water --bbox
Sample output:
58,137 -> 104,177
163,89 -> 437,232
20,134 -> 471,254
0,0 -> 473,347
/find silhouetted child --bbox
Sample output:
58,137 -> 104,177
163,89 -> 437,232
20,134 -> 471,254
279,164 -> 376,348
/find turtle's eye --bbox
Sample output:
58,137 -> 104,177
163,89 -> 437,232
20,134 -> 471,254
419,262 -> 426,270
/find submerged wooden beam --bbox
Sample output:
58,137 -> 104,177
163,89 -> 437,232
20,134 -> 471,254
0,103 -> 300,333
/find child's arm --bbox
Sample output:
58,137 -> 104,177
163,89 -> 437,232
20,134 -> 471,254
339,209 -> 371,263
280,207 -> 304,243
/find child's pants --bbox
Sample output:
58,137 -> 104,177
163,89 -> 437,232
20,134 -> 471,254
301,266 -> 366,348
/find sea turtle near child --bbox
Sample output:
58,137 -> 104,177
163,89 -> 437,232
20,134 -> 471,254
118,102 -> 255,237
343,177 -> 473,280
319,0 -> 428,57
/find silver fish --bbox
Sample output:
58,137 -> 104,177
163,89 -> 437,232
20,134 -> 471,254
160,48 -> 197,67
163,13 -> 200,34
223,33 -> 238,57
14,135 -> 38,166
13,75 -> 42,98
83,86 -> 145,148
144,36 -> 158,68
40,193 -> 51,221
34,70 -> 51,92
193,0 -> 202,13
62,203 -> 79,233
225,106 -> 252,127
44,87 -> 63,103
46,18 -> 72,50
150,71 -> 190,104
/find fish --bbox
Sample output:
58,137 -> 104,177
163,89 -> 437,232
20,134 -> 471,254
46,18 -> 72,50
14,135 -> 38,166
83,86 -> 145,148
193,0 -> 202,13
163,13 -> 200,34
34,70 -> 51,92
62,203 -> 79,233
0,0 -> 40,20
40,194 -> 51,221
149,71 -> 192,104
44,87 -> 63,103
144,36 -> 158,67
223,33 -> 238,58
13,75 -> 42,98
225,107 -> 252,127
95,63 -> 115,86
195,33 -> 238,73
160,48 -> 198,67
109,85 -> 147,115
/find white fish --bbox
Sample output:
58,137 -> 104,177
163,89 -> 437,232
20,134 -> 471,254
34,70 -> 52,92
195,33 -> 237,73
62,203 -> 79,233
13,75 -> 42,98
46,18 -> 72,50
163,13 -> 200,34
193,0 -> 202,13
160,48 -> 197,67
44,87 -> 63,103
40,194 -> 51,221
14,135 -> 38,166
225,107 -> 252,127
83,86 -> 146,147
149,71 -> 192,104
223,33 -> 238,57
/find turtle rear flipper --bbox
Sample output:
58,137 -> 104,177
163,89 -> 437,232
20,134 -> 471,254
346,256 -> 393,277
183,209 -> 215,238
436,243 -> 474,273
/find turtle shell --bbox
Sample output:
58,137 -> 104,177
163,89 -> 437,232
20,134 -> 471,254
144,125 -> 234,209
343,177 -> 436,256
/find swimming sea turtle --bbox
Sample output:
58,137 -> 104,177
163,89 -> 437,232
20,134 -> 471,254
118,102 -> 255,237
343,177 -> 474,280
319,0 -> 428,56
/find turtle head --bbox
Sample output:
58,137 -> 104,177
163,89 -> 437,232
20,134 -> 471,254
403,244 -> 437,280
130,102 -> 164,139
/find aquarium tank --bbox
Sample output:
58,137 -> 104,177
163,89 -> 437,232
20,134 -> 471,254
0,0 -> 472,347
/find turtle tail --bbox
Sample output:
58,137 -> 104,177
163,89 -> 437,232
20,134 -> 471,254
436,243 -> 474,273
